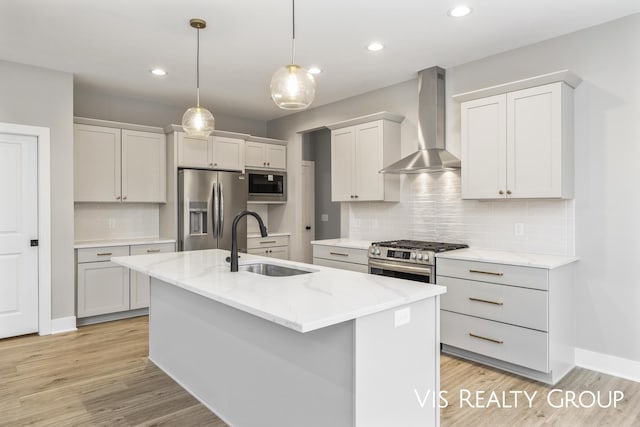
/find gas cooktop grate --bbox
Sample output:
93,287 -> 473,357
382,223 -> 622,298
371,240 -> 468,252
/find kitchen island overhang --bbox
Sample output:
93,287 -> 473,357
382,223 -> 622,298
113,249 -> 445,427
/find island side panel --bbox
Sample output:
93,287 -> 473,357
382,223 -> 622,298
149,278 -> 355,427
354,297 -> 440,427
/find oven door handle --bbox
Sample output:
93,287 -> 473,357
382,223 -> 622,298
368,259 -> 432,276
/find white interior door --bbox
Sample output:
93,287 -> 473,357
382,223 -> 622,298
301,161 -> 315,264
0,132 -> 39,339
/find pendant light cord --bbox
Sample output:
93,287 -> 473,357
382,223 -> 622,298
291,0 -> 295,64
196,27 -> 201,106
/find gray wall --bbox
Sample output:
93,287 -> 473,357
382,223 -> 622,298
74,85 -> 268,136
268,13 -> 640,362
310,129 -> 340,240
0,60 -> 75,319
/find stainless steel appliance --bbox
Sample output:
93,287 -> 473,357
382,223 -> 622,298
368,240 -> 468,283
178,169 -> 248,252
246,169 -> 287,203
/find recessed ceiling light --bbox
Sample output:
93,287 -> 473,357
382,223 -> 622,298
367,42 -> 384,52
308,67 -> 322,75
448,5 -> 472,18
150,68 -> 167,76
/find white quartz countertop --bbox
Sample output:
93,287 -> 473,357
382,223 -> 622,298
436,248 -> 578,269
310,238 -> 372,250
74,238 -> 176,249
112,249 -> 445,333
247,232 -> 291,238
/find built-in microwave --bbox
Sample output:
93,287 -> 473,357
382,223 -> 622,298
246,169 -> 287,203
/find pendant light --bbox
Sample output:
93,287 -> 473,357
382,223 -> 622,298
182,18 -> 215,137
270,0 -> 316,110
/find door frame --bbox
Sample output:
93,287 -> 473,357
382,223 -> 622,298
0,122 -> 52,335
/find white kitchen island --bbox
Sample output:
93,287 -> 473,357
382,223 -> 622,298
112,249 -> 445,427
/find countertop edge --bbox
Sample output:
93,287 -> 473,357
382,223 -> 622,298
75,238 -> 177,249
435,248 -> 579,269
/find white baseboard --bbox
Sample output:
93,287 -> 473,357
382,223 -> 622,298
50,316 -> 77,334
575,348 -> 640,383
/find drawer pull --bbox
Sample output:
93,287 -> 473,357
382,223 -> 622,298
146,249 -> 161,253
259,240 -> 277,244
469,297 -> 504,306
469,269 -> 504,277
96,252 -> 112,256
469,333 -> 504,344
330,252 -> 349,257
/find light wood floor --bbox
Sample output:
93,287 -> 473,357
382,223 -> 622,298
1,317 -> 638,426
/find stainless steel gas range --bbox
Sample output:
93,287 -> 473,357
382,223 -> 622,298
368,240 -> 468,283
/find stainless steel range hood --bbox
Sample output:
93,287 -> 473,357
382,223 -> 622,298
380,66 -> 460,174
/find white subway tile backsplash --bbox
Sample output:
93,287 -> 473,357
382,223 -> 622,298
346,171 -> 575,256
74,203 -> 160,241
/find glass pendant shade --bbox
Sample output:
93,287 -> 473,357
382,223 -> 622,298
270,64 -> 316,110
182,106 -> 215,138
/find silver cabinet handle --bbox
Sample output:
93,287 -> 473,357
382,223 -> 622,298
469,333 -> 503,344
96,252 -> 112,256
146,249 -> 161,253
330,252 -> 349,257
469,297 -> 503,306
259,241 -> 277,244
469,269 -> 504,276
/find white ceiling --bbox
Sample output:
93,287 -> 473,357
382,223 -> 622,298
2,1 -> 639,121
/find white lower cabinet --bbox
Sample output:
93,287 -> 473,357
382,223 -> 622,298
437,256 -> 575,385
247,235 -> 290,260
76,242 -> 175,320
312,244 -> 369,273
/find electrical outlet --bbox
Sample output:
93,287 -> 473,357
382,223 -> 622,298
321,214 -> 329,222
514,222 -> 525,236
394,307 -> 411,327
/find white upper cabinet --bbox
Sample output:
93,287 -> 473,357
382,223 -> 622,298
328,112 -> 403,202
74,122 -> 166,203
74,124 -> 121,202
245,140 -> 287,170
457,73 -> 579,200
177,133 -> 245,171
121,130 -> 166,202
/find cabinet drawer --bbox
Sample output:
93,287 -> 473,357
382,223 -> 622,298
312,245 -> 368,265
248,246 -> 289,260
247,235 -> 289,249
77,245 -> 129,263
439,276 -> 548,331
313,257 -> 369,273
437,258 -> 548,290
441,311 -> 548,372
130,242 -> 175,256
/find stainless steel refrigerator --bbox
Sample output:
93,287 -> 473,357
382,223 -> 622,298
178,169 -> 247,252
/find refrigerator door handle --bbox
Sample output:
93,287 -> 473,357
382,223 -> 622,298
219,182 -> 225,239
212,180 -> 220,238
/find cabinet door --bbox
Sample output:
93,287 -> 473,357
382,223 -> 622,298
129,243 -> 175,309
245,141 -> 266,168
354,121 -> 384,201
212,136 -> 245,171
266,145 -> 287,169
177,133 -> 213,168
77,261 -> 130,318
121,130 -> 166,202
248,246 -> 289,260
74,124 -> 122,202
331,128 -> 355,201
507,83 -> 562,198
461,95 -> 507,199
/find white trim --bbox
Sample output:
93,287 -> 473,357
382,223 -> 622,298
575,348 -> 640,383
0,122 -> 52,336
51,316 -> 77,334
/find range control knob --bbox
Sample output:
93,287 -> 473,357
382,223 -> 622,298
416,254 -> 423,260
411,252 -> 417,259
422,254 -> 429,261
375,249 -> 381,255
370,248 -> 376,254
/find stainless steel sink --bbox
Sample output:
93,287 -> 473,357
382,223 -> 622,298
238,263 -> 314,277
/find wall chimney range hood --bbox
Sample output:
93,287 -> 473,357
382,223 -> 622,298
380,66 -> 460,174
